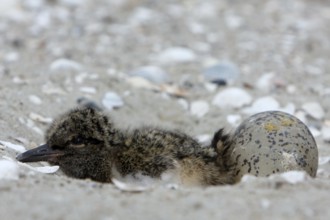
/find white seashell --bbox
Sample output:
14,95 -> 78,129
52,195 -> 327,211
177,98 -> 189,110
256,73 -> 275,91
111,178 -> 151,192
50,58 -> 83,72
226,114 -> 242,127
321,125 -> 330,142
126,76 -> 159,90
319,156 -> 330,165
129,66 -> 169,84
0,140 -> 26,153
243,96 -> 279,115
29,112 -> 53,124
212,87 -> 252,109
18,162 -> 59,174
79,87 -> 97,94
157,47 -> 197,64
260,199 -> 271,209
102,92 -> 124,110
302,102 -> 325,120
28,95 -> 42,105
190,100 -> 209,118
0,160 -> 19,180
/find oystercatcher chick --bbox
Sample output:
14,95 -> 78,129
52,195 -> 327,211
17,107 -> 234,186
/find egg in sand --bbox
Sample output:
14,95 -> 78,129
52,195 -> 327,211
230,111 -> 318,182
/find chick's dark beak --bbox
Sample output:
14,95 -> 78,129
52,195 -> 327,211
16,144 -> 64,163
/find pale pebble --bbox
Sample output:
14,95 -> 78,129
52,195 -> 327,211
243,96 -> 280,115
308,127 -> 321,138
286,85 -> 297,94
226,114 -> 242,127
212,87 -> 252,109
79,87 -> 97,94
5,52 -> 20,63
42,83 -> 66,95
295,111 -> 308,124
50,58 -> 83,72
319,156 -> 330,165
129,7 -> 158,25
129,66 -> 169,84
302,102 -> 325,120
260,199 -> 271,209
0,160 -> 19,180
59,0 -> 87,7
0,140 -> 26,153
102,92 -> 124,110
177,98 -> 189,110
321,125 -> 330,142
203,61 -> 240,84
75,73 -> 88,84
224,13 -> 243,29
26,119 -> 43,135
29,112 -> 53,124
190,100 -> 209,118
126,77 -> 159,90
23,0 -> 44,9
157,47 -> 197,64
204,82 -> 217,93
278,103 -> 296,115
12,76 -> 26,84
18,162 -> 60,174
256,73 -> 275,91
28,95 -> 42,105
0,0 -> 19,15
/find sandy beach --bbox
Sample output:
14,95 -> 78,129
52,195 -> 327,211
1,0 -> 330,219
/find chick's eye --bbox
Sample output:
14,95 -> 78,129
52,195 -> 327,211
52,145 -> 63,150
71,136 -> 85,145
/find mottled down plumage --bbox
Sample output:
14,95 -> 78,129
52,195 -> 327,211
17,107 -> 235,186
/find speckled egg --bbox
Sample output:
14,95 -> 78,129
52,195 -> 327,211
230,111 -> 318,182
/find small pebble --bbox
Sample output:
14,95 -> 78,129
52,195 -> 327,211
256,73 -> 275,91
319,156 -> 330,165
177,98 -> 189,110
0,160 -> 19,180
126,77 -> 159,90
157,47 -> 197,64
102,92 -> 124,110
321,125 -> 330,142
5,52 -> 20,63
50,58 -> 83,72
190,100 -> 209,118
204,83 -> 217,93
79,87 -> 97,94
212,87 -> 252,109
308,127 -> 321,138
302,102 -> 325,120
129,66 -> 169,84
243,96 -> 280,115
279,103 -> 296,115
28,95 -> 42,105
226,114 -> 242,127
29,112 -> 53,124
203,61 -> 240,85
